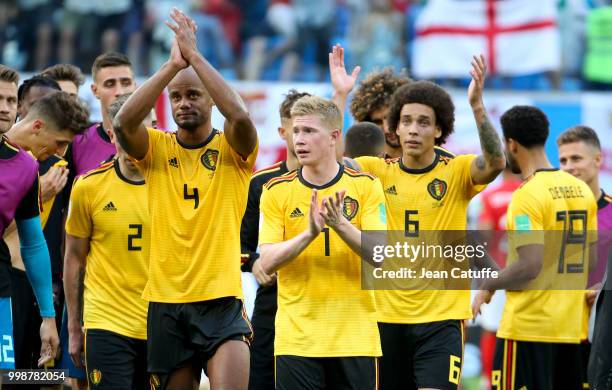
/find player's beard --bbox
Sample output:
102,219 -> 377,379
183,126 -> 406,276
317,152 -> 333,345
175,111 -> 207,132
506,152 -> 521,174
385,132 -> 400,148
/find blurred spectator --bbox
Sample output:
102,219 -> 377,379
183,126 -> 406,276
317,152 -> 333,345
348,0 -> 405,75
583,5 -> 612,90
0,1 -> 18,66
232,0 -> 274,80
190,0 -> 237,72
292,0 -> 337,81
123,0 -> 148,75
145,0 -> 191,70
59,0 -> 132,70
265,0 -> 300,81
558,0 -> 593,80
16,0 -> 55,71
2,0 -> 611,90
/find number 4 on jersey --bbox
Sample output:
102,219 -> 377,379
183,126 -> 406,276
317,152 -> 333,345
184,184 -> 200,209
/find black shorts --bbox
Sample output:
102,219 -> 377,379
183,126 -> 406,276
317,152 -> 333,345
275,355 -> 378,390
147,297 -> 252,381
378,320 -> 464,390
85,329 -> 147,390
10,267 -> 40,370
492,338 -> 584,390
249,285 -> 277,390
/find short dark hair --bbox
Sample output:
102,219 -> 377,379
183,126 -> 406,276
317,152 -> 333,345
107,93 -> 131,120
28,92 -> 89,136
279,89 -> 312,120
92,52 -> 132,81
387,81 -> 455,146
17,75 -> 61,103
41,64 -> 85,87
500,105 -> 549,148
345,122 -> 385,158
557,125 -> 601,151
0,64 -> 19,85
350,68 -> 412,122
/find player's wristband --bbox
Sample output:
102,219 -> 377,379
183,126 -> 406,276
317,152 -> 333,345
16,217 -> 55,317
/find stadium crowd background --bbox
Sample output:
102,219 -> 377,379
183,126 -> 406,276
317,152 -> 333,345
1,0 -> 612,90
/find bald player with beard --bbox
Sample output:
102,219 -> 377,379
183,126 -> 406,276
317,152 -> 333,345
114,9 -> 257,390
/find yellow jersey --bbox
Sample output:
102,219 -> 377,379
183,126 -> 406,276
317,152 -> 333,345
498,168 -> 597,343
259,165 -> 386,357
137,128 -> 257,302
66,160 -> 149,339
357,152 -> 486,323
40,158 -> 67,228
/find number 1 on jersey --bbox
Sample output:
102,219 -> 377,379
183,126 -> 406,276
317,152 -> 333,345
183,184 -> 199,209
322,227 -> 330,256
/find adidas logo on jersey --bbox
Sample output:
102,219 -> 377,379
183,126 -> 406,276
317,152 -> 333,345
102,201 -> 117,211
168,157 -> 179,168
290,208 -> 304,218
385,185 -> 398,195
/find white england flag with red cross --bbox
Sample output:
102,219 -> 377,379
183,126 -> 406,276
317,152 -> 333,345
412,0 -> 561,78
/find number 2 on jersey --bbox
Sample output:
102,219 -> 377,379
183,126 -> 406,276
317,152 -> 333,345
128,224 -> 143,251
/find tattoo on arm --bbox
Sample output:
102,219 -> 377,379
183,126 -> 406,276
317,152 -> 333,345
475,155 -> 486,170
475,109 -> 504,169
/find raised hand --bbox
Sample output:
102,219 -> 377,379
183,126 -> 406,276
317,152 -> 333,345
329,44 -> 361,97
309,190 -> 326,238
321,190 -> 348,229
169,38 -> 189,70
468,54 -> 487,107
165,8 -> 199,63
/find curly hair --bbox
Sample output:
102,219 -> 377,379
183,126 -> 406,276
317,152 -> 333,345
350,68 -> 412,122
29,92 -> 89,136
500,105 -> 549,148
387,81 -> 455,146
42,64 -> 85,87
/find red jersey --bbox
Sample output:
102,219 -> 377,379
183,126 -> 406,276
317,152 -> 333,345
478,178 -> 521,267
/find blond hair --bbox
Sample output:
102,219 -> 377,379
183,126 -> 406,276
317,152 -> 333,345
290,96 -> 342,132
